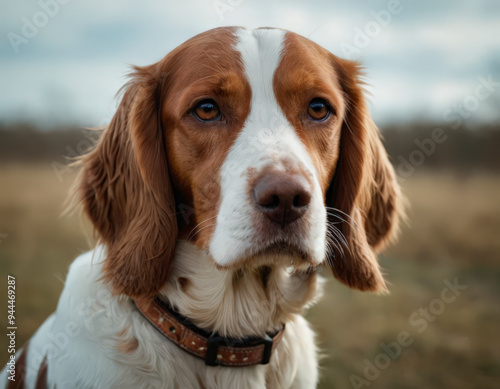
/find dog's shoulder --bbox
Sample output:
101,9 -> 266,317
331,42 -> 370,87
56,246 -> 108,317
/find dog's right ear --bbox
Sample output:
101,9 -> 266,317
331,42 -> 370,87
77,65 -> 178,300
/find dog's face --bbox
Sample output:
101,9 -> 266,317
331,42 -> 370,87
78,27 -> 402,299
164,28 -> 343,268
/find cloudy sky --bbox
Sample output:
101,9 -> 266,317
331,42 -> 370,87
1,0 -> 499,128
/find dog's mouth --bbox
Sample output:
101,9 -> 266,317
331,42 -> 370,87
215,239 -> 315,271
253,241 -> 309,261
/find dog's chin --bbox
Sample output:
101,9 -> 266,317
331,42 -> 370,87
215,241 -> 318,272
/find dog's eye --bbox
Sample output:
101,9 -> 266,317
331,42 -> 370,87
307,98 -> 331,121
192,99 -> 221,122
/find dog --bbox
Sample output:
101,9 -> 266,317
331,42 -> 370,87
1,26 -> 402,388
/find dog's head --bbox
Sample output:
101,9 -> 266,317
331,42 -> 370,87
78,27 -> 403,299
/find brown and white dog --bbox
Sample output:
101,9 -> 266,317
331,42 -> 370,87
1,27 -> 402,388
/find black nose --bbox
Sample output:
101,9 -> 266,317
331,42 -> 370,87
253,172 -> 312,226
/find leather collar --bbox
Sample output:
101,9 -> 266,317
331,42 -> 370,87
133,297 -> 285,367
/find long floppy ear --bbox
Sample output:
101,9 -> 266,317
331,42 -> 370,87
326,57 -> 403,293
77,65 -> 178,299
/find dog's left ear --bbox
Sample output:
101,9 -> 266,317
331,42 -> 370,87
326,56 -> 403,293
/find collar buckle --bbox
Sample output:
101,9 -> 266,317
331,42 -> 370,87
260,334 -> 273,365
205,335 -> 224,366
205,333 -> 274,366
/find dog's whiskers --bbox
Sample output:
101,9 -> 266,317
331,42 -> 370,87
186,216 -> 218,242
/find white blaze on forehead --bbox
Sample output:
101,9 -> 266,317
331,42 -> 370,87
209,28 -> 327,266
234,28 -> 284,123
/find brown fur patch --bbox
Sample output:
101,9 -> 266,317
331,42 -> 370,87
35,356 -> 48,389
274,32 -> 344,194
162,28 -> 251,249
116,328 -> 139,354
177,277 -> 190,291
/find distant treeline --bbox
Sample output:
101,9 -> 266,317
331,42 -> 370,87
382,122 -> 500,176
0,122 -> 499,173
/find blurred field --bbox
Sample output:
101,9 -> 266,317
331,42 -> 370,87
1,163 -> 499,388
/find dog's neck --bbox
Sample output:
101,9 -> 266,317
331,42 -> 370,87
160,241 -> 322,338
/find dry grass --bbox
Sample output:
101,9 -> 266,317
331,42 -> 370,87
311,171 -> 500,388
1,164 -> 499,388
0,163 -> 93,347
